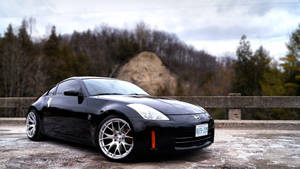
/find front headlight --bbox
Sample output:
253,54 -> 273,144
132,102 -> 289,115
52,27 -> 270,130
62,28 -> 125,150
127,103 -> 169,120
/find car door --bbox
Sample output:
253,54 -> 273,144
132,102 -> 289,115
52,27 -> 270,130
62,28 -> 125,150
46,80 -> 91,141
42,85 -> 59,137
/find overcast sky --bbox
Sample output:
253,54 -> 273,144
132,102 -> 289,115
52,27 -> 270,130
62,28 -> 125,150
1,0 -> 300,59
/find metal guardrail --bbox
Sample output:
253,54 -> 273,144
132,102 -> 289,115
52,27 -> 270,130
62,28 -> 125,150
0,96 -> 299,117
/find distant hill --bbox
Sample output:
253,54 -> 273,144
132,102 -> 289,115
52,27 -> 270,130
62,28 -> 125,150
117,51 -> 177,95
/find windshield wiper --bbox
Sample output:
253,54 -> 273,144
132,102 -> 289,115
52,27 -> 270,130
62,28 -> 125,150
128,93 -> 146,95
92,93 -> 124,96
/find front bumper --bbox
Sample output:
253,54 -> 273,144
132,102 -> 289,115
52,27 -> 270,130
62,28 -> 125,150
131,114 -> 214,152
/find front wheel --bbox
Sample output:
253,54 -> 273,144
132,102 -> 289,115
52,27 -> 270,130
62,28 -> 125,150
26,110 -> 43,141
97,115 -> 135,161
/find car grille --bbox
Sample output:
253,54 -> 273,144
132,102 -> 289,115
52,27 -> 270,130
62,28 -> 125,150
175,128 -> 214,148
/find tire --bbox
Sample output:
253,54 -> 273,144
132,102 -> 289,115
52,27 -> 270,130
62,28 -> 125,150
97,115 -> 135,162
26,109 -> 44,141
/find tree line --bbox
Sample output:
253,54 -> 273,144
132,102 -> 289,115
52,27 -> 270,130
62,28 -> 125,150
0,20 -> 226,97
0,19 -> 300,119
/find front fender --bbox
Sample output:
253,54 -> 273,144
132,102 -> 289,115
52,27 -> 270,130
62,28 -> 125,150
28,96 -> 47,115
93,103 -> 146,133
89,103 -> 146,146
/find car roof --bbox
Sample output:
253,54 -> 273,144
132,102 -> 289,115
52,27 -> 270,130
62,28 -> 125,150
65,76 -> 116,81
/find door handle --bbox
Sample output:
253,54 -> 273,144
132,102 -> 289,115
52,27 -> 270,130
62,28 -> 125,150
88,114 -> 92,120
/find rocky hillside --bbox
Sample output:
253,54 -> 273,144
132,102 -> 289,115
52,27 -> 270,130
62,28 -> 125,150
117,52 -> 177,95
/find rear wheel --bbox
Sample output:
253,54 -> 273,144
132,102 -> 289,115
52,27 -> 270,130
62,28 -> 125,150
26,110 -> 43,141
97,115 -> 135,161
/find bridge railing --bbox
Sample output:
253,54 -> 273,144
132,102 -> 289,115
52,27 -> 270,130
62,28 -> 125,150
0,96 -> 299,118
169,96 -> 300,109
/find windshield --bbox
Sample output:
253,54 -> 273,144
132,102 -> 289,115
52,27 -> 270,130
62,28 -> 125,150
83,78 -> 149,96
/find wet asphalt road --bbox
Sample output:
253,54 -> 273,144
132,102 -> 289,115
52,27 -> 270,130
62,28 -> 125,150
0,125 -> 300,169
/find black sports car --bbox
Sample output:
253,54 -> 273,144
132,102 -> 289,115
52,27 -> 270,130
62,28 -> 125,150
26,77 -> 214,161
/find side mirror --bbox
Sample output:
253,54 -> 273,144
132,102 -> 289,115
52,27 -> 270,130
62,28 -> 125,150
64,89 -> 80,96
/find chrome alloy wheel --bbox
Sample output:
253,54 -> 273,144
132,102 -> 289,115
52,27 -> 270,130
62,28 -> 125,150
26,111 -> 37,138
99,118 -> 134,159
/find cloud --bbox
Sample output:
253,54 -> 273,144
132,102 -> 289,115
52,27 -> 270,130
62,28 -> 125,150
0,0 -> 299,59
187,36 -> 289,60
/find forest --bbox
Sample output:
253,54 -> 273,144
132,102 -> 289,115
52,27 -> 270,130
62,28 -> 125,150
0,19 -> 299,119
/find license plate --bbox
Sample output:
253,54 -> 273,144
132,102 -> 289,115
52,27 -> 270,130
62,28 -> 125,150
195,123 -> 208,137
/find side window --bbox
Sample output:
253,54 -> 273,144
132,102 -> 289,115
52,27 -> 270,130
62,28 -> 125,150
48,86 -> 57,96
56,80 -> 80,95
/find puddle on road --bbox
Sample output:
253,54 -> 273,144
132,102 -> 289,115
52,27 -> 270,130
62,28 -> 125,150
0,129 -> 10,132
0,149 -> 17,153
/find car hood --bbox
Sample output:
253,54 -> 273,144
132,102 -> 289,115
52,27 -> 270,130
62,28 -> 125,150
91,95 -> 207,115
